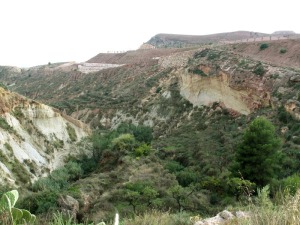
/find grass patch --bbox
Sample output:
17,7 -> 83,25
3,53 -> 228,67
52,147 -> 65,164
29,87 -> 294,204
122,210 -> 190,225
0,117 -> 13,131
66,123 -> 77,142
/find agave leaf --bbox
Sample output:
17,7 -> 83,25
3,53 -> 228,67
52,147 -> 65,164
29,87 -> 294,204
0,193 -> 12,212
29,214 -> 36,223
4,190 -> 19,207
12,207 -> 23,222
21,209 -> 36,224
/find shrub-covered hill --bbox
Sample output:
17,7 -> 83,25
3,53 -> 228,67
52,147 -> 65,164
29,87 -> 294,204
1,42 -> 300,223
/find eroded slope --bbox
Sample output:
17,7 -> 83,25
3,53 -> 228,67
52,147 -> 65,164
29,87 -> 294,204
0,87 -> 90,186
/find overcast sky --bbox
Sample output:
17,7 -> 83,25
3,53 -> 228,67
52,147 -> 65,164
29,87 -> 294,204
0,0 -> 298,67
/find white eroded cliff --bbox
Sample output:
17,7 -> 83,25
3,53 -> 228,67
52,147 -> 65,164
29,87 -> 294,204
0,87 -> 90,186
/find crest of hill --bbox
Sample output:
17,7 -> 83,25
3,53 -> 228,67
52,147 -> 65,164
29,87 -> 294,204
87,48 -> 192,64
146,31 -> 269,47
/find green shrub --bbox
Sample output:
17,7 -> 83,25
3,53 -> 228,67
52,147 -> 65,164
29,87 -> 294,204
176,169 -> 199,187
253,63 -> 265,76
0,117 -> 12,131
24,191 -> 59,214
278,106 -> 292,123
280,48 -> 287,54
281,174 -> 300,195
116,123 -> 153,144
260,43 -> 269,50
111,134 -> 135,152
156,87 -> 162,93
32,161 -> 83,192
165,161 -> 184,173
64,161 -> 83,181
135,143 -> 151,157
188,68 -> 207,76
123,181 -> 159,214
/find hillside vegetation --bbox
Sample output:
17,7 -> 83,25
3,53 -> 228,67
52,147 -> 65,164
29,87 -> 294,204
0,34 -> 300,224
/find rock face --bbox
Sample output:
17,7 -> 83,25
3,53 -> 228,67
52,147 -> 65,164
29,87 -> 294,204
179,70 -> 250,114
178,66 -> 270,115
0,87 -> 90,186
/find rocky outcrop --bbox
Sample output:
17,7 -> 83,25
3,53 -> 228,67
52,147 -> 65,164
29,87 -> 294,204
178,66 -> 271,115
193,210 -> 250,225
58,195 -> 80,220
285,100 -> 300,120
0,87 -> 90,186
78,63 -> 124,74
158,50 -> 194,68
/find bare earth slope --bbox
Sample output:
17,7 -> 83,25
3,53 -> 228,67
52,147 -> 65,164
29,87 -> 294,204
225,39 -> 300,68
87,48 -> 191,64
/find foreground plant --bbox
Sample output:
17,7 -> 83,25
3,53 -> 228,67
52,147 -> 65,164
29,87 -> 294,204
0,190 -> 36,224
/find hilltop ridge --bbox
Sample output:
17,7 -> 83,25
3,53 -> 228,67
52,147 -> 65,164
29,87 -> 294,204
146,30 -> 300,48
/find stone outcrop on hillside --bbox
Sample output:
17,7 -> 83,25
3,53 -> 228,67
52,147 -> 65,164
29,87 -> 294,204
178,66 -> 271,115
78,63 -> 124,74
193,210 -> 250,225
285,100 -> 300,120
0,87 -> 90,186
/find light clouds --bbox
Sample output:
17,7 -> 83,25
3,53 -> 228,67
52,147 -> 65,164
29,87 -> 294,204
0,0 -> 298,67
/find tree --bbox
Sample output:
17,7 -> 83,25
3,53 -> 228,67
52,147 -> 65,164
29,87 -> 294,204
232,117 -> 281,187
123,181 -> 159,214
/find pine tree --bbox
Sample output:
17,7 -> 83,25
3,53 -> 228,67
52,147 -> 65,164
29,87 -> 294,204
233,117 -> 281,187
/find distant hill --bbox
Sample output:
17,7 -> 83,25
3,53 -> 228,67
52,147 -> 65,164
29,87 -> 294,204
272,30 -> 296,35
146,31 -> 269,48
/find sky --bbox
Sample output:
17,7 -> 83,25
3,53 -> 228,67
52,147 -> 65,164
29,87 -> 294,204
0,0 -> 299,67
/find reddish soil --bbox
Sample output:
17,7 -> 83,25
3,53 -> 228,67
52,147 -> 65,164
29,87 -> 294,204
228,39 -> 300,68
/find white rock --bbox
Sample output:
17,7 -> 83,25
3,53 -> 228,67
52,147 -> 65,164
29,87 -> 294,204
218,210 -> 234,220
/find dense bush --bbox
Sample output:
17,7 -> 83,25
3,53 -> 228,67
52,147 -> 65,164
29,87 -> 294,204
280,48 -> 287,54
253,63 -> 265,76
260,43 -> 269,50
135,143 -> 151,157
